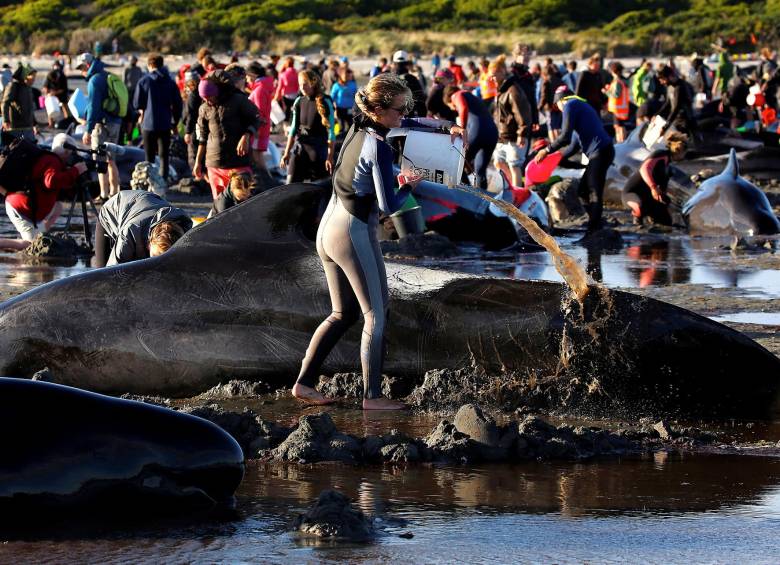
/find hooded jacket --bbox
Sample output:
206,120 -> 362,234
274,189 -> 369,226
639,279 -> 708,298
2,65 -> 36,129
98,190 -> 192,266
85,58 -> 122,131
133,67 -> 183,132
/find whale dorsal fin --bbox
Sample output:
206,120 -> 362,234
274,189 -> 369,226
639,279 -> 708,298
723,148 -> 740,178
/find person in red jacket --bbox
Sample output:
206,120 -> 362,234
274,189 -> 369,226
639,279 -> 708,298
447,55 -> 466,86
246,61 -> 273,179
0,134 -> 87,250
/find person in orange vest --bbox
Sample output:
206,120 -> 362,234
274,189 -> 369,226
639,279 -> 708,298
478,58 -> 497,113
605,61 -> 629,142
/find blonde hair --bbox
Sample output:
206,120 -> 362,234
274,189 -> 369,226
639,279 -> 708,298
298,69 -> 331,128
356,72 -> 412,117
149,221 -> 185,257
666,132 -> 688,159
229,171 -> 253,202
487,54 -> 506,75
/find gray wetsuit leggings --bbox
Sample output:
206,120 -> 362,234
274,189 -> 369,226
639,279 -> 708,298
296,193 -> 388,398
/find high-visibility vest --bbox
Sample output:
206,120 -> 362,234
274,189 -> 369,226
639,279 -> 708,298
608,78 -> 629,121
479,71 -> 497,100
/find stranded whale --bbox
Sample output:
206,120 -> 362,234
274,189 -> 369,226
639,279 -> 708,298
683,149 -> 780,235
0,379 -> 244,518
0,183 -> 778,418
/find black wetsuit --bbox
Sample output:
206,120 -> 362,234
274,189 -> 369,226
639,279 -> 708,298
287,94 -> 335,182
622,149 -> 673,225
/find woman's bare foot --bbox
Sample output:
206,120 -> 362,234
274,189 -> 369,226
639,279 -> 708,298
363,397 -> 406,410
292,382 -> 335,405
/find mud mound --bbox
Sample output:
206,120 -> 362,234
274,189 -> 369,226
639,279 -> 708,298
293,490 -> 375,542
22,233 -> 90,259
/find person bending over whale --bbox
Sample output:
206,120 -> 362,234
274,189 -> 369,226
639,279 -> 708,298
292,73 -> 463,410
622,133 -> 688,226
93,190 -> 192,267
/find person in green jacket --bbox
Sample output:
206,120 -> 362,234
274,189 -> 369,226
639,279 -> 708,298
713,51 -> 733,98
632,60 -> 652,107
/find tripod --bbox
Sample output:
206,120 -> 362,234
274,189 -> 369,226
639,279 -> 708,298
62,177 -> 99,251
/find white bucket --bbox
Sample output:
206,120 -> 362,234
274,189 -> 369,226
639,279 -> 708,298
44,95 -> 61,117
400,130 -> 465,187
68,88 -> 88,121
270,99 -> 285,125
642,115 -> 666,149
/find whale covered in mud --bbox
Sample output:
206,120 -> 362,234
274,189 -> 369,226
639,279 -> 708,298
683,149 -> 780,236
0,379 -> 243,520
0,183 -> 778,418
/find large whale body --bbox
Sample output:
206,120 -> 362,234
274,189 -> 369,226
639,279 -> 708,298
0,379 -> 244,518
683,149 -> 780,235
0,183 -> 778,418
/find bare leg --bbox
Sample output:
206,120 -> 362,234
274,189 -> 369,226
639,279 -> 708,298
108,161 -> 120,196
292,382 -> 336,405
98,171 -> 110,199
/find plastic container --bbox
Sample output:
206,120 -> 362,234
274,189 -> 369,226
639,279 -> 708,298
44,95 -> 61,116
390,206 -> 426,238
270,100 -> 285,125
68,88 -> 88,121
399,130 -> 465,187
524,150 -> 562,188
642,115 -> 666,149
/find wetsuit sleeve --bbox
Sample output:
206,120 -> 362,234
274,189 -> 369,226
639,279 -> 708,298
372,138 -> 410,215
548,104 -> 573,152
639,156 -> 662,190
325,96 -> 336,142
289,97 -> 301,137
453,91 -> 469,128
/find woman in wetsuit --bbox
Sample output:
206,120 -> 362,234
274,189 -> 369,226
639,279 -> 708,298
622,133 -> 688,226
291,73 -> 461,410
443,84 -> 498,189
280,70 -> 335,183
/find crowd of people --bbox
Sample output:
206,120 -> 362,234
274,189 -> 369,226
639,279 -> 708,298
0,39 -> 776,409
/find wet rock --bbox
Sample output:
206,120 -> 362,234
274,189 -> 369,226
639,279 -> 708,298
545,178 -> 586,224
119,393 -> 172,407
293,490 -> 374,541
317,373 -> 413,400
182,404 -> 271,458
130,161 -> 167,197
691,169 -> 715,183
22,233 -> 89,258
173,177 -> 211,197
380,232 -> 457,258
453,404 -> 500,447
273,412 -> 361,463
423,420 -> 477,463
31,367 -> 55,383
379,442 -> 420,463
197,379 -> 269,399
653,420 -> 674,440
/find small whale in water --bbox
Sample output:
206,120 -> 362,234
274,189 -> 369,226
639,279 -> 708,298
683,148 -> 780,235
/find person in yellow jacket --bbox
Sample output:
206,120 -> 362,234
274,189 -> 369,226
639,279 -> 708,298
478,58 -> 497,113
605,61 -> 629,142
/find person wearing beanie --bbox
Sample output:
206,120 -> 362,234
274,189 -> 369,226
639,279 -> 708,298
193,70 -> 261,201
535,86 -> 614,233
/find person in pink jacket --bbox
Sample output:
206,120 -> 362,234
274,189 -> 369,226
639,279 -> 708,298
274,57 -> 299,123
247,61 -> 274,176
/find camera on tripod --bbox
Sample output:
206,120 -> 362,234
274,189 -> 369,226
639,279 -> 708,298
66,143 -> 109,175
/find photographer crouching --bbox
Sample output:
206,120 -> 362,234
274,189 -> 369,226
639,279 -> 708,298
0,134 -> 88,251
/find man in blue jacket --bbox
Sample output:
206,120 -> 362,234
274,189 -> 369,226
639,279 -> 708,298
76,52 -> 122,202
133,54 -> 182,182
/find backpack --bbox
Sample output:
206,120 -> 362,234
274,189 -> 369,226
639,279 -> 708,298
102,73 -> 129,118
0,137 -> 49,226
0,137 -> 45,192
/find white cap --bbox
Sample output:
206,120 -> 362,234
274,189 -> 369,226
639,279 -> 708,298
392,50 -> 409,63
76,52 -> 94,70
51,133 -> 76,156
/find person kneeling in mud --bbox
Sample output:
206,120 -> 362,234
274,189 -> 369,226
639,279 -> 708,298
209,171 -> 255,217
0,134 -> 87,251
622,133 -> 688,226
93,190 -> 192,267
